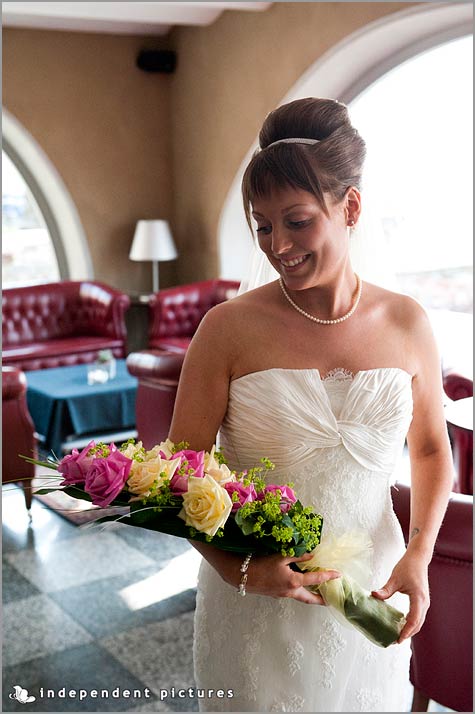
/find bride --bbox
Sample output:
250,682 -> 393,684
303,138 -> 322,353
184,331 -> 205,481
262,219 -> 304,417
168,97 -> 453,712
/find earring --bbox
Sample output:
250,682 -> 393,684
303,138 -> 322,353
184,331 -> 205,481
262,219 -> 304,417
347,219 -> 355,226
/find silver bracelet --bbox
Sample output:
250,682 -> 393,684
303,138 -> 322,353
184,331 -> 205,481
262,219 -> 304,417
237,553 -> 253,596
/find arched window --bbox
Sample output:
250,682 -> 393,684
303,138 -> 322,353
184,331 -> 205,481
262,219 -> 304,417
2,150 -> 61,287
349,35 -> 472,375
2,109 -> 93,286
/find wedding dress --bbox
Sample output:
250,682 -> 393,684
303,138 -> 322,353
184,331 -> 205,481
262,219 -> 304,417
193,366 -> 414,712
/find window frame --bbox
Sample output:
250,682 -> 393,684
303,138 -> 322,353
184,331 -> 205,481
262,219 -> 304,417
2,108 -> 93,282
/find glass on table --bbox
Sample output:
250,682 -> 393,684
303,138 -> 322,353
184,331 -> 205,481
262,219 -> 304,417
87,362 -> 110,385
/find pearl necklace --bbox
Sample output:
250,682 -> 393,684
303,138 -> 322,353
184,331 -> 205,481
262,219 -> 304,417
279,274 -> 362,325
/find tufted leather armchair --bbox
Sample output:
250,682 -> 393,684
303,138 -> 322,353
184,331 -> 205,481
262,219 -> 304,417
392,483 -> 473,712
148,279 -> 239,353
2,367 -> 38,510
2,281 -> 130,371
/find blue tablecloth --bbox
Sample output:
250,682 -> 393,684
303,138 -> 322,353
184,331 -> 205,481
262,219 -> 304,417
25,360 -> 137,456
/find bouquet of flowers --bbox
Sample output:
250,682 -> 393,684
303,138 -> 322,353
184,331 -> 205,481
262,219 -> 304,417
22,439 -> 406,647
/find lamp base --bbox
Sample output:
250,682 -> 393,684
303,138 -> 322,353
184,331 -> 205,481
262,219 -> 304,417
152,261 -> 159,293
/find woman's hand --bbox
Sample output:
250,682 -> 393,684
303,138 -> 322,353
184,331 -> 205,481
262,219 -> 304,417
371,550 -> 430,643
192,541 -> 340,604
226,551 -> 341,605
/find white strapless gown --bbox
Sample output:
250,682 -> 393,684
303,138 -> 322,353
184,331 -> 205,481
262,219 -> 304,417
193,367 -> 414,712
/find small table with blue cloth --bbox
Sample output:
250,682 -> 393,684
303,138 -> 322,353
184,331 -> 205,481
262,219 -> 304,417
25,360 -> 137,456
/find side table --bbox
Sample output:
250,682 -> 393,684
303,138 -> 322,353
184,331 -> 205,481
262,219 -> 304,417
25,360 -> 137,456
126,293 -> 152,353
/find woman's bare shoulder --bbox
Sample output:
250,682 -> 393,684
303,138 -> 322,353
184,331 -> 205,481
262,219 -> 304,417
364,281 -> 430,327
202,282 -> 279,324
190,282 -> 279,356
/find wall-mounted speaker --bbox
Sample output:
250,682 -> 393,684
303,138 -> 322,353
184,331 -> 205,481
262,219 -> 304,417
136,50 -> 177,74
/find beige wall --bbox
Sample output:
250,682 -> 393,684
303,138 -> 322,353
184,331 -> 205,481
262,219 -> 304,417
3,3 -> 420,291
3,28 -> 174,293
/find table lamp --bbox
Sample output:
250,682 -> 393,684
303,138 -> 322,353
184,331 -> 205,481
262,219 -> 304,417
129,220 -> 178,292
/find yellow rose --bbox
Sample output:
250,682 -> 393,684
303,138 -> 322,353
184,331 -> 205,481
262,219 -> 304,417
204,445 -> 235,485
206,463 -> 235,485
203,445 -> 220,472
121,440 -> 145,459
179,474 -> 232,536
127,455 -> 181,499
155,438 -> 175,459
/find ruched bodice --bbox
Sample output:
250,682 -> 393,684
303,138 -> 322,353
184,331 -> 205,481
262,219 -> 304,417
220,367 -> 413,474
194,367 -> 413,712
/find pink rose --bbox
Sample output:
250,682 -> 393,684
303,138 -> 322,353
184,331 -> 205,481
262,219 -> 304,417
58,440 -> 96,485
259,484 -> 297,513
169,449 -> 205,494
224,481 -> 257,513
173,449 -> 205,477
84,450 -> 132,507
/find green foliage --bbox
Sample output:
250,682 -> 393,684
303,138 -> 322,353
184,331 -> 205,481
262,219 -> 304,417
171,441 -> 189,453
87,442 -> 112,457
235,495 -> 323,556
214,447 -> 228,465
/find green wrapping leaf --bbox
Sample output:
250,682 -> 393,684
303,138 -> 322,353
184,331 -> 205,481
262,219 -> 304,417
340,578 -> 406,648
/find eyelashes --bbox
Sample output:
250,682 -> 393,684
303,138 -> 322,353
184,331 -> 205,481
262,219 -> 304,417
256,220 -> 311,234
289,220 -> 311,229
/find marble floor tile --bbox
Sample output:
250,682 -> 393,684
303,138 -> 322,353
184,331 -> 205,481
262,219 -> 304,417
101,610 -> 196,699
2,642 -> 158,712
2,486 -> 78,554
113,522 -> 194,563
4,531 -> 155,593
127,700 -> 173,712
3,594 -> 93,667
49,564 -> 196,638
2,558 -> 42,603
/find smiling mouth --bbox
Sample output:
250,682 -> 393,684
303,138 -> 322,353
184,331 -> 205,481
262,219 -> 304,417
279,254 -> 311,268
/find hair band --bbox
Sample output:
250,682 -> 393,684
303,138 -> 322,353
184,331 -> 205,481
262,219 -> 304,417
265,137 -> 320,149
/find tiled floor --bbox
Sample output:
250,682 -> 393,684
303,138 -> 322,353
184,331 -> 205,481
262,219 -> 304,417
3,483 -> 455,713
2,484 -> 200,712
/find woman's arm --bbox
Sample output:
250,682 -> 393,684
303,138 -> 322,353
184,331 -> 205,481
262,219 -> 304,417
168,302 -> 340,603
372,299 -> 454,642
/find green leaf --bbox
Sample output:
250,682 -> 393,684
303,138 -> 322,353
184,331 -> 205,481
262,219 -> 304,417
61,486 -> 94,502
34,487 -> 65,496
19,455 -> 59,470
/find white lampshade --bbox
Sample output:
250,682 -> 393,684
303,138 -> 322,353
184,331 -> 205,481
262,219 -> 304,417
129,220 -> 177,292
129,220 -> 177,262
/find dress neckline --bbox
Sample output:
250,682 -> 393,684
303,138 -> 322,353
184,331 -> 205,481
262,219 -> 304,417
230,366 -> 413,386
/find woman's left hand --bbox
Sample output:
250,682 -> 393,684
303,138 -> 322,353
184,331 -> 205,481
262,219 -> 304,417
371,551 -> 430,643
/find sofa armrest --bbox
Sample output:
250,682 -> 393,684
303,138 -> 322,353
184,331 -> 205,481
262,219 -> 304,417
126,350 -> 185,386
78,282 -> 130,340
392,482 -> 473,560
2,366 -> 27,400
148,279 -> 239,343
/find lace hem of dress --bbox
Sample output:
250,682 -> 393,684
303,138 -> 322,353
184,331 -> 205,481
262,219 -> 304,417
321,367 -> 355,383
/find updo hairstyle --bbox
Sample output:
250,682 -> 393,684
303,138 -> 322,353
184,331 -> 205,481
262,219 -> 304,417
242,97 -> 366,231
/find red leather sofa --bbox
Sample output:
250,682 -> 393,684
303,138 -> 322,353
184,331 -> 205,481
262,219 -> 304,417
392,483 -> 473,712
443,370 -> 473,495
126,350 -> 185,449
127,279 -> 239,445
148,279 -> 239,353
2,366 -> 38,510
2,281 -> 130,371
